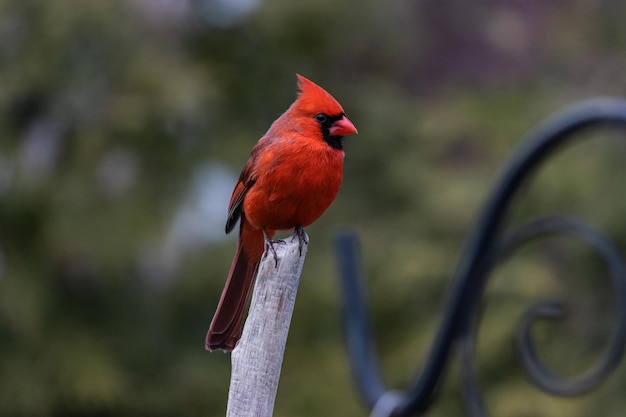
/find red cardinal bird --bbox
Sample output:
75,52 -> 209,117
206,74 -> 357,352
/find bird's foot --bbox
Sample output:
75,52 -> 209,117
291,226 -> 309,256
263,236 -> 285,267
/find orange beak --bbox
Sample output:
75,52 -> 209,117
329,116 -> 358,137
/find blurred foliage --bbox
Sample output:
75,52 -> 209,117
1,0 -> 626,416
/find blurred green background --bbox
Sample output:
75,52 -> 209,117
1,0 -> 626,416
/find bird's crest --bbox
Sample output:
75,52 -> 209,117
294,74 -> 345,116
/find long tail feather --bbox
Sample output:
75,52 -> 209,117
206,218 -> 264,351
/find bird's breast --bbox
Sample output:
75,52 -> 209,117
243,141 -> 344,231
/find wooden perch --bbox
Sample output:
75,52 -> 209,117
226,234 -> 308,417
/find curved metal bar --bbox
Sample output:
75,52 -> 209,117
459,316 -> 488,417
505,217 -> 626,396
334,231 -> 388,406
459,216 -> 626,417
335,98 -> 626,416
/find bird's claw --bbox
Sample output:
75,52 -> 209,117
263,238 -> 286,267
292,226 -> 308,256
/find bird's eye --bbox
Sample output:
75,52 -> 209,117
315,113 -> 328,124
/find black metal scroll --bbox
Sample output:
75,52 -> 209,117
334,98 -> 626,417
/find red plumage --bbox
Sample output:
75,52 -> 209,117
206,74 -> 357,352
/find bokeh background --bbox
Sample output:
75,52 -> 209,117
2,0 -> 626,416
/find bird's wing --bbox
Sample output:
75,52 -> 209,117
225,179 -> 250,233
224,138 -> 270,234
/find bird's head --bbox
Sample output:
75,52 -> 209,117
290,74 -> 357,150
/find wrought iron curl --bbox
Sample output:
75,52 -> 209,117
460,216 -> 626,417
334,98 -> 626,416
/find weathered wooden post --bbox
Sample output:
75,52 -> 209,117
225,235 -> 308,417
